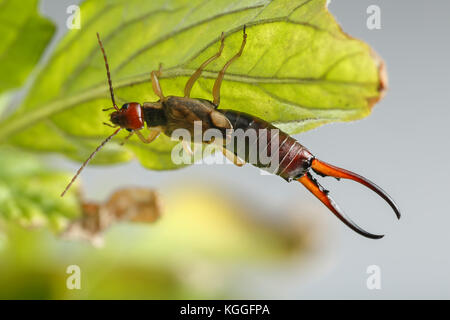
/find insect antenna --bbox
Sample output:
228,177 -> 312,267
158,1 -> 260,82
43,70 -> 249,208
61,128 -> 122,197
96,32 -> 119,111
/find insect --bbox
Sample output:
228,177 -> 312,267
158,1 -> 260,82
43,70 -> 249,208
61,27 -> 400,239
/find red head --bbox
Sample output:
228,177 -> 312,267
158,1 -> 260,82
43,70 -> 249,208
110,102 -> 144,131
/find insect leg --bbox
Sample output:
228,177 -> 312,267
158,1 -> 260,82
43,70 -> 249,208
222,148 -> 245,167
212,26 -> 247,106
208,136 -> 245,166
184,33 -> 225,98
182,141 -> 193,155
151,64 -> 165,100
120,131 -> 134,146
103,122 -> 118,128
135,128 -> 161,144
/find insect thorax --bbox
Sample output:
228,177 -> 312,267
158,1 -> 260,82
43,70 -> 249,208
142,103 -> 167,127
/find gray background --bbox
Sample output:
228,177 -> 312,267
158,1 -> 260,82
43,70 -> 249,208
41,0 -> 450,299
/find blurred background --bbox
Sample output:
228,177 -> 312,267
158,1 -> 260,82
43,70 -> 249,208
0,0 -> 449,299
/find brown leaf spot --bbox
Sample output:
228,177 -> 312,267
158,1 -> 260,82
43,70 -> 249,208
367,50 -> 388,109
61,188 -> 161,246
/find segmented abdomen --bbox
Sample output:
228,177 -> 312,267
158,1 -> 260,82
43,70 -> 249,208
220,110 -> 314,181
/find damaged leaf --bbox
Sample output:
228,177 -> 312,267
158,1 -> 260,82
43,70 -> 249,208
0,0 -> 55,94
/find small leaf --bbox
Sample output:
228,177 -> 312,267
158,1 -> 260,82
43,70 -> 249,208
0,0 -> 386,170
0,147 -> 81,230
0,0 -> 55,94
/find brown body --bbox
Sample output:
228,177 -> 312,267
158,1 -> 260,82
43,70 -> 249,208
139,97 -> 399,240
148,96 -> 231,138
62,29 -> 400,240
221,109 -> 314,181
142,96 -> 314,181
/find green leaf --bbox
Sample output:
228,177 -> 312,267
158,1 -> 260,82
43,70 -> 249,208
0,0 -> 386,170
0,147 -> 80,230
0,0 -> 55,94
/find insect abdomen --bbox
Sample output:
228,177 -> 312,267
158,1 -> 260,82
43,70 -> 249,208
220,110 -> 314,181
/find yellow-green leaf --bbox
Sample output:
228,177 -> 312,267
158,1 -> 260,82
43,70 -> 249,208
0,0 -> 55,94
0,0 -> 386,170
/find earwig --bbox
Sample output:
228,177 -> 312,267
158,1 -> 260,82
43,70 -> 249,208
62,27 -> 400,239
